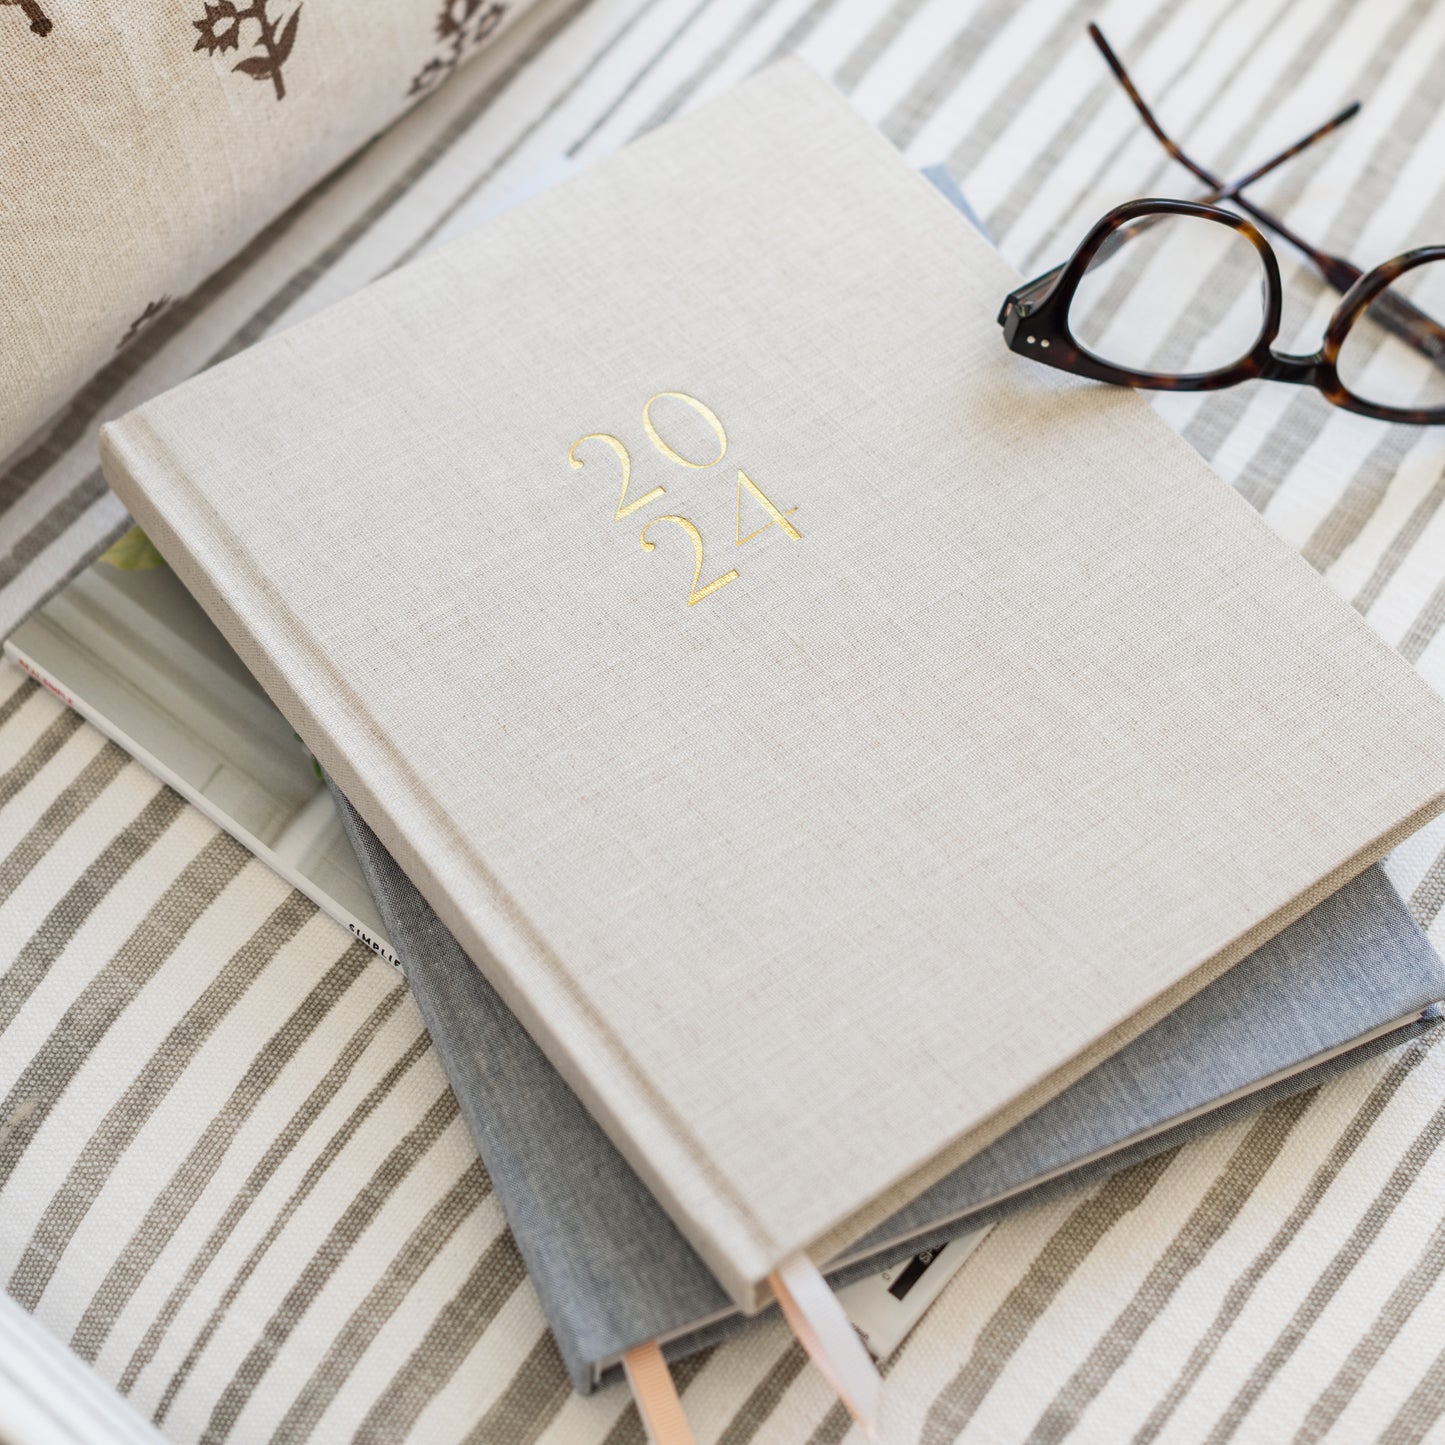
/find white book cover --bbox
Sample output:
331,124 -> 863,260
4,544 -> 400,972
98,62 -> 1445,1309
6,535 -> 974,1361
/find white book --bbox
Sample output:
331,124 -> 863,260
5,537 -> 984,1365
5,549 -> 400,972
97,62 -> 1445,1310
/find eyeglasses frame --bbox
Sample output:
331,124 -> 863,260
998,196 -> 1445,425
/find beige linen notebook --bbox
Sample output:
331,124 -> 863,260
101,62 -> 1445,1312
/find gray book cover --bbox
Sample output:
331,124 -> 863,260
330,784 -> 1444,1392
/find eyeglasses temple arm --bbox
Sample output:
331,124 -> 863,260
1001,103 -> 1357,315
1220,101 -> 1360,198
1002,33 -> 1445,369
1088,23 -> 1361,293
1364,286 -> 1445,366
1090,24 -> 1445,363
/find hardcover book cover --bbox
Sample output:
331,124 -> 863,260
331,786 -> 1444,1390
100,62 -> 1445,1309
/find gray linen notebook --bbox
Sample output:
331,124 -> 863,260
329,786 -> 1444,1391
100,62 -> 1445,1307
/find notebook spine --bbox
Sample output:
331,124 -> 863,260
98,415 -> 779,1314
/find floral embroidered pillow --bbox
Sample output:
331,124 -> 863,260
0,0 -> 538,465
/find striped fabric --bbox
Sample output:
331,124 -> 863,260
4,0 -> 1445,1441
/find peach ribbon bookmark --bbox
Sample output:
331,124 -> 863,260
622,1341 -> 696,1445
770,1254 -> 882,1439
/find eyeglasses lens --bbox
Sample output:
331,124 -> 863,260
1068,213 -> 1267,376
1335,261 -> 1445,412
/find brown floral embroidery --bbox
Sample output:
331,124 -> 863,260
117,298 -> 171,352
409,0 -> 505,98
1,0 -> 52,37
193,1 -> 300,101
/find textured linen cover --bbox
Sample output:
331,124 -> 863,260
0,0 -> 544,468
98,62 -> 1445,1307
9,2 -> 1445,1440
330,780 -> 1445,1394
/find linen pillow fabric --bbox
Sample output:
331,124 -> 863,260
0,0 -> 543,463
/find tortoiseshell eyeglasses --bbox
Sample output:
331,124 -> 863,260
999,25 -> 1445,425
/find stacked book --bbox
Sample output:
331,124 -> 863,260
12,63 -> 1445,1440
